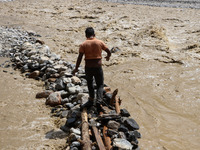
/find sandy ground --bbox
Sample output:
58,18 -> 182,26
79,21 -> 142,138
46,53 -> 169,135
0,0 -> 200,149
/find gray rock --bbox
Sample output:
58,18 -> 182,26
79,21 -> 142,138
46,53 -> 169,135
65,103 -> 74,109
113,138 -> 133,150
120,108 -> 131,117
55,78 -> 66,91
63,77 -> 72,84
61,98 -> 69,104
118,132 -> 126,139
61,110 -> 69,118
76,93 -> 89,103
107,120 -> 120,130
70,128 -> 81,135
124,118 -> 140,130
118,124 -> 129,133
71,141 -> 81,147
46,92 -> 62,106
67,86 -> 77,94
68,133 -> 81,142
111,47 -> 121,53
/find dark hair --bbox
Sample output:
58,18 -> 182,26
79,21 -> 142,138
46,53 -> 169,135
85,27 -> 95,38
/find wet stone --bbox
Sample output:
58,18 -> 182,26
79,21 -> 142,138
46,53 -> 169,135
107,120 -> 120,130
61,98 -> 69,104
107,129 -> 118,137
65,103 -> 74,109
61,110 -> 69,118
66,117 -> 76,127
118,124 -> 129,133
70,128 -> 81,135
71,141 -> 81,147
120,108 -> 130,117
68,133 -> 81,142
113,138 -> 133,150
124,118 -> 140,131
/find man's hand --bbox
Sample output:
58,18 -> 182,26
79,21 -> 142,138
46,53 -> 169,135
72,68 -> 78,76
105,56 -> 110,61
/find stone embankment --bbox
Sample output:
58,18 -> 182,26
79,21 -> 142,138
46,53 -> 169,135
0,26 -> 141,150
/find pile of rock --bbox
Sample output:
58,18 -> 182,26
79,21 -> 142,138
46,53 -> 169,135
0,26 -> 141,150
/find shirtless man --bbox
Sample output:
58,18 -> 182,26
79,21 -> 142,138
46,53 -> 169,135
72,27 -> 111,109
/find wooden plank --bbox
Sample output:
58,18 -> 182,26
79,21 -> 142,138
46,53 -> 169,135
103,126 -> 112,150
81,108 -> 92,150
110,89 -> 118,106
115,97 -> 120,114
92,126 -> 106,150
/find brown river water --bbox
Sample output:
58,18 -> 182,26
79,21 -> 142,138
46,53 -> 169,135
0,0 -> 200,149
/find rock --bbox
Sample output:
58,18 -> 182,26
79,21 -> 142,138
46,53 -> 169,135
65,103 -> 74,109
76,93 -> 89,103
126,131 -> 138,144
61,98 -> 69,104
111,47 -> 121,53
70,128 -> 81,135
21,64 -> 29,73
55,78 -> 66,91
118,132 -> 126,139
61,110 -> 69,118
66,117 -> 76,127
68,133 -> 81,142
63,77 -> 72,84
60,91 -> 69,99
36,90 -> 52,98
124,118 -> 140,130
28,70 -> 40,78
39,56 -> 49,64
107,120 -> 120,130
50,53 -> 60,60
70,147 -> 78,150
68,87 -> 76,94
118,124 -> 129,133
71,141 -> 81,147
60,125 -> 70,133
71,76 -> 81,85
46,92 -> 62,106
120,109 -> 130,117
113,138 -> 133,150
107,129 -> 118,137
104,92 -> 112,101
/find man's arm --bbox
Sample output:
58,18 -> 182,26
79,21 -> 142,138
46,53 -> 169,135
104,48 -> 111,61
72,52 -> 84,76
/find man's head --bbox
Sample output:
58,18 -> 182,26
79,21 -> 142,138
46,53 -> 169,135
85,27 -> 95,38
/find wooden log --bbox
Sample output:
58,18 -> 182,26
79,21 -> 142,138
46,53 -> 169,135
115,97 -> 120,114
92,126 -> 106,150
110,89 -> 118,106
103,126 -> 112,150
81,108 -> 91,150
99,112 -> 112,150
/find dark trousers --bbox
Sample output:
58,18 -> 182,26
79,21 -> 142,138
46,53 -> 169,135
85,66 -> 104,101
